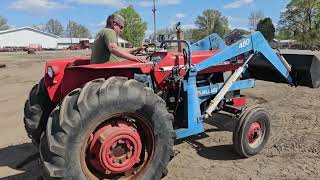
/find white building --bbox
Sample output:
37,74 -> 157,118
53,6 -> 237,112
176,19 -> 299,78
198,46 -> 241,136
0,27 -> 131,49
118,37 -> 132,48
0,27 -> 60,49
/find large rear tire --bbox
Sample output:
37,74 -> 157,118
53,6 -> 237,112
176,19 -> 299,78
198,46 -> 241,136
24,78 -> 54,146
39,77 -> 175,180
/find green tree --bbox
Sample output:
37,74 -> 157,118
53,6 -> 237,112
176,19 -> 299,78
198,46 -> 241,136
66,21 -> 91,38
0,16 -> 10,31
116,6 -> 147,46
279,0 -> 320,46
276,29 -> 293,40
45,19 -> 64,36
248,10 -> 265,30
256,18 -> 275,42
193,9 -> 229,41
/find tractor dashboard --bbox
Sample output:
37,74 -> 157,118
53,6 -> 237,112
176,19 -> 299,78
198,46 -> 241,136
149,51 -> 168,64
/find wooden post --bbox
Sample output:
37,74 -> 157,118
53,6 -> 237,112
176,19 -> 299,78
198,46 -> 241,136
177,27 -> 184,52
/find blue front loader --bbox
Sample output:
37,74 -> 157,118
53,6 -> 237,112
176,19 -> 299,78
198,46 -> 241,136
174,31 -> 295,139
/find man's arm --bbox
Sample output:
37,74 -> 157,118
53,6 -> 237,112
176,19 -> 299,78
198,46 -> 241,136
121,46 -> 147,54
108,43 -> 146,62
124,47 -> 141,54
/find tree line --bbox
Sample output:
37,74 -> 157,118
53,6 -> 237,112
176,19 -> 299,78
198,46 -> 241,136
32,19 -> 92,38
278,0 -> 320,47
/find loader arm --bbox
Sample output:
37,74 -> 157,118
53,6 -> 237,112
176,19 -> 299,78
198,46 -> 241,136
195,31 -> 295,86
176,32 -> 296,139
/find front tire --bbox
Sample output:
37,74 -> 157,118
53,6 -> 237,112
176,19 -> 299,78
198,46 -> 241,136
39,77 -> 175,180
24,78 -> 54,146
233,107 -> 271,157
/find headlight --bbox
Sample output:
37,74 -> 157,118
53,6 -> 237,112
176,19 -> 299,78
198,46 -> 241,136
47,66 -> 54,78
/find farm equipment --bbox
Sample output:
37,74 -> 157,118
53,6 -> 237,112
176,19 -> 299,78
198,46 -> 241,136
249,49 -> 320,88
24,31 -> 318,179
67,40 -> 91,50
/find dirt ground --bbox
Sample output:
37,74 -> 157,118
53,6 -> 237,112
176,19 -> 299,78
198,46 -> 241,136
0,50 -> 319,180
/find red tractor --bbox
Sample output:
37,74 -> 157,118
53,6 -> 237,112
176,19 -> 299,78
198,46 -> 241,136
24,32 -> 314,179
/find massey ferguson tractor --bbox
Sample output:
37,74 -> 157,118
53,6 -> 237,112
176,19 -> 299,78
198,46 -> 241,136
23,31 -> 319,179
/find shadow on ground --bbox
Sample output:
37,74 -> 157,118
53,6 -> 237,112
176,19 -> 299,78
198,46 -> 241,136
0,143 -> 42,180
175,113 -> 243,161
176,133 -> 243,161
0,113 -> 240,179
205,113 -> 238,132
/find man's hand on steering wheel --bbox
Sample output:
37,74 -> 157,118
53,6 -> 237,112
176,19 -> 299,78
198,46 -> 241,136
133,44 -> 148,55
134,56 -> 148,63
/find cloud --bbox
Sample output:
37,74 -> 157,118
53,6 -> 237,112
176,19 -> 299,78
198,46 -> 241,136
224,0 -> 254,9
72,0 -> 125,7
227,16 -> 247,23
280,8 -> 287,13
176,13 -> 185,19
9,0 -> 66,14
138,0 -> 182,7
145,29 -> 154,35
181,24 -> 196,29
227,16 -> 250,30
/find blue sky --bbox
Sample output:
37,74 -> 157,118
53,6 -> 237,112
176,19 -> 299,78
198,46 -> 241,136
0,0 -> 289,36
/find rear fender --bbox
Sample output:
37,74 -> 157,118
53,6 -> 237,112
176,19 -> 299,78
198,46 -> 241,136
45,58 -> 151,103
60,67 -> 140,99
44,57 -> 89,103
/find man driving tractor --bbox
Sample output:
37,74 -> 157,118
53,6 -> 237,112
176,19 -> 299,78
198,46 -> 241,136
90,13 -> 147,64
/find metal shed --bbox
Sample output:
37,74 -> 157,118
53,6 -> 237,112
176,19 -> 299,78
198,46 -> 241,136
0,27 -> 60,49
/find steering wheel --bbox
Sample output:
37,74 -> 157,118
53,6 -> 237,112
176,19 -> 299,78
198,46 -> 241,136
134,43 -> 157,61
182,48 -> 188,65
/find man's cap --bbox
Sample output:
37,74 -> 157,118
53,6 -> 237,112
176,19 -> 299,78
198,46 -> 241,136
107,14 -> 125,27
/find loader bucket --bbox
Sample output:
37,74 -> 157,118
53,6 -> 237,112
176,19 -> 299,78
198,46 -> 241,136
247,50 -> 320,88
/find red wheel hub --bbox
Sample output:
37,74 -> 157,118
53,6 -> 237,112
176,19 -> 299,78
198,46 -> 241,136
247,121 -> 262,144
88,120 -> 142,175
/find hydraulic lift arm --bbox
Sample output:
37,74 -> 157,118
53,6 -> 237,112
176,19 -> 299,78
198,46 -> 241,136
176,32 -> 296,139
195,32 -> 295,85
192,32 -> 296,118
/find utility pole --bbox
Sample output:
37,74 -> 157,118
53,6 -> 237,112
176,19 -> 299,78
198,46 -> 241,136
152,0 -> 157,44
69,20 -> 73,45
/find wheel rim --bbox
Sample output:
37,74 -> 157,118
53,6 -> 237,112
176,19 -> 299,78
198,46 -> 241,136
247,121 -> 264,148
80,114 -> 155,179
88,120 -> 142,174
